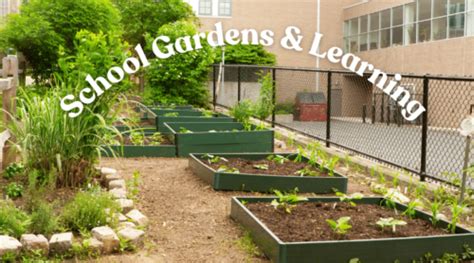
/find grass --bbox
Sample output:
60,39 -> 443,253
236,229 -> 264,259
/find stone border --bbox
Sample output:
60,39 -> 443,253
0,167 -> 149,258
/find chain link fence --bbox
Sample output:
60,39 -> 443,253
209,64 -> 474,188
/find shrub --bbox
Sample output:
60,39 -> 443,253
3,163 -> 24,180
145,20 -> 216,107
61,189 -> 120,232
5,183 -> 24,199
0,201 -> 30,238
1,0 -> 121,81
229,100 -> 254,129
29,202 -> 59,236
253,71 -> 274,120
221,43 -> 276,65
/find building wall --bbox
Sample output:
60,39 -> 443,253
0,0 -> 20,17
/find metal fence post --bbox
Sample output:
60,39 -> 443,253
237,66 -> 241,103
212,65 -> 217,109
420,75 -> 429,182
326,71 -> 332,148
272,68 -> 276,128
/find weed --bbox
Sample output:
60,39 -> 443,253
392,172 -> 400,188
376,217 -> 407,233
271,189 -> 308,214
119,237 -> 137,252
129,131 -> 145,146
286,133 -> 295,148
5,182 -> 24,199
326,216 -> 352,235
127,171 -> 141,201
415,183 -> 427,199
217,165 -> 240,174
29,201 -> 59,236
236,230 -> 263,258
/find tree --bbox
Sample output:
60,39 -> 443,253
221,44 -> 277,66
1,0 -> 121,81
113,0 -> 196,47
144,20 -> 216,107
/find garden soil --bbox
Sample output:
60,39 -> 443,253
93,157 -> 370,263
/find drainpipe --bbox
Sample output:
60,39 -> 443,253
316,0 -> 321,92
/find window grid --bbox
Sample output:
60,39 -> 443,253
343,0 -> 473,52
218,0 -> 232,16
198,0 -> 212,16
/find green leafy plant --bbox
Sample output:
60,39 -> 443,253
217,165 -> 240,174
202,154 -> 228,164
324,156 -> 339,177
61,189 -> 120,232
3,163 -> 24,180
253,164 -> 269,170
253,71 -> 274,120
376,217 -> 407,233
293,146 -> 305,163
201,109 -> 214,118
149,132 -> 164,146
0,201 -> 30,238
429,199 -> 445,226
448,201 -> 466,234
335,192 -> 364,207
221,43 -> 276,65
326,216 -> 352,235
270,189 -> 308,214
130,132 -> 145,146
29,202 -> 58,236
294,166 -> 319,177
230,100 -> 254,130
163,112 -> 179,117
5,182 -> 24,199
402,199 -> 422,219
267,154 -> 289,164
127,171 -> 141,202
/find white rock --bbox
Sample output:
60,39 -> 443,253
109,179 -> 126,190
126,209 -> 149,227
0,236 -> 22,256
117,227 -> 145,246
84,238 -> 103,254
20,234 -> 49,254
49,232 -> 73,254
91,226 -> 119,254
105,173 -> 122,184
101,167 -> 117,175
109,188 -> 127,199
116,213 -> 128,222
119,222 -> 136,230
116,199 -> 134,213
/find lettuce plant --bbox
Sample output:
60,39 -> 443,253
270,189 -> 308,214
326,216 -> 352,235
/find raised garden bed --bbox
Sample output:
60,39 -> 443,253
156,114 -> 234,133
230,196 -> 474,263
151,108 -> 202,117
102,133 -> 176,158
163,122 -> 274,157
188,153 -> 347,193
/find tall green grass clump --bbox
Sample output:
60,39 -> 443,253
29,202 -> 59,236
60,188 -> 120,232
0,201 -> 30,238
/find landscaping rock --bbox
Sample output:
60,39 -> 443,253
91,226 -> 119,254
101,167 -> 117,175
116,198 -> 134,213
0,236 -> 22,256
20,234 -> 49,254
126,209 -> 149,227
117,227 -> 145,246
119,222 -> 136,229
117,213 -> 128,222
105,173 -> 122,184
49,232 -> 73,254
109,188 -> 127,199
84,238 -> 103,254
109,179 -> 126,190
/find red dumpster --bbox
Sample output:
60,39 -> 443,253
294,92 -> 327,122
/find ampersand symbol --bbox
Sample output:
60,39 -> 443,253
280,26 -> 303,51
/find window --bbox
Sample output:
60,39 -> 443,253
467,11 -> 474,35
218,0 -> 232,16
380,28 -> 391,48
360,15 -> 368,33
349,36 -> 359,53
433,0 -> 448,17
405,2 -> 417,23
432,17 -> 447,40
381,9 -> 391,28
369,31 -> 379,50
449,0 -> 465,14
370,12 -> 380,31
418,20 -> 431,42
359,33 -> 368,51
449,13 -> 465,37
418,0 -> 432,20
392,6 -> 404,26
392,26 -> 403,45
404,23 -> 416,44
469,0 -> 474,10
199,0 -> 212,16
350,18 -> 359,35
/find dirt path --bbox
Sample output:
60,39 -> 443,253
95,157 -> 370,263
98,157 -> 269,263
